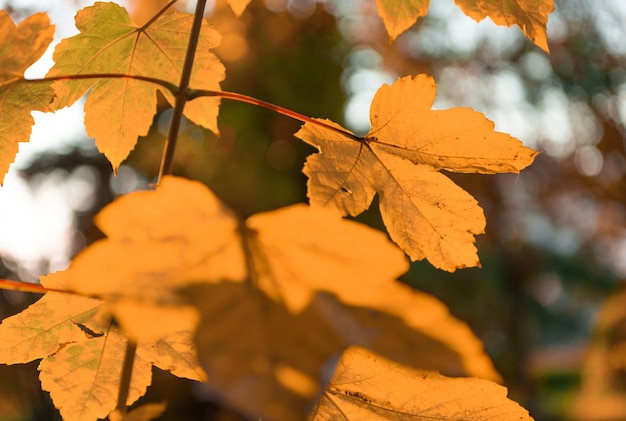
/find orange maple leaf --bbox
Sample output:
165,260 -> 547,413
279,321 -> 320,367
0,11 -> 55,184
0,274 -> 204,421
455,0 -> 554,53
56,176 -> 408,314
46,2 -> 225,170
297,75 -> 538,271
189,281 -> 501,421
309,346 -> 532,420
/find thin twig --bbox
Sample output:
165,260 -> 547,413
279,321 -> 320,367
141,0 -> 179,29
237,217 -> 257,287
113,2 -> 207,410
22,75 -> 361,143
115,338 -> 138,415
157,0 -> 208,182
188,89 -> 363,142
22,73 -> 179,95
0,278 -> 51,294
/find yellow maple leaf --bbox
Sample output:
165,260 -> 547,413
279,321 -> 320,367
38,326 -> 153,421
297,75 -> 537,271
308,346 -> 532,420
0,273 -> 205,421
0,11 -> 55,184
46,2 -> 225,170
455,0 -> 554,53
246,203 -> 409,311
188,281 -> 500,421
59,176 -> 408,314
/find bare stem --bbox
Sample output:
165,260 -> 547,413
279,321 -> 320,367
188,89 -> 363,142
0,278 -> 52,294
157,0 -> 208,182
23,73 -> 178,95
115,338 -> 138,415
237,218 -> 258,287
141,0 -> 179,29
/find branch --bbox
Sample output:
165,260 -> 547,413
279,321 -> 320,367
188,89 -> 363,142
23,73 -> 179,96
115,338 -> 138,415
23,77 -> 361,147
0,278 -> 107,300
157,0 -> 209,181
141,0 -> 179,29
0,278 -> 50,294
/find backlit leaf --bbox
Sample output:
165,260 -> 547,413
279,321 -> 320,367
454,0 -> 554,53
0,11 -> 55,184
0,274 -> 205,421
308,346 -> 533,420
38,326 -> 153,421
187,281 -> 500,421
56,176 -> 245,305
47,2 -> 225,170
246,204 -> 409,312
297,75 -> 537,271
0,278 -> 102,365
59,176 -> 408,314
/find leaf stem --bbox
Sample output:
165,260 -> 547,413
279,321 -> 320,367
157,0 -> 208,182
25,75 -> 361,141
0,278 -> 51,294
237,218 -> 258,287
23,73 -> 179,95
0,278 -> 107,299
116,338 -> 138,415
188,89 -> 363,142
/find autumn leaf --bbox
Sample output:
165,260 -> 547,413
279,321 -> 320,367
54,176 -> 245,307
187,281 -> 500,421
245,204 -> 409,312
297,75 -> 537,271
58,176 -> 408,314
0,276 -> 104,366
46,2 -> 225,170
375,0 -> 429,41
38,326 -> 154,421
455,0 -> 554,53
308,346 -> 533,420
0,274 -> 205,421
0,11 -> 55,184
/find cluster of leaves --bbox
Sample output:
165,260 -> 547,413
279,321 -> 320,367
0,0 -> 552,420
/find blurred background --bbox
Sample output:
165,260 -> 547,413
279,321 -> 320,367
1,0 -> 625,419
